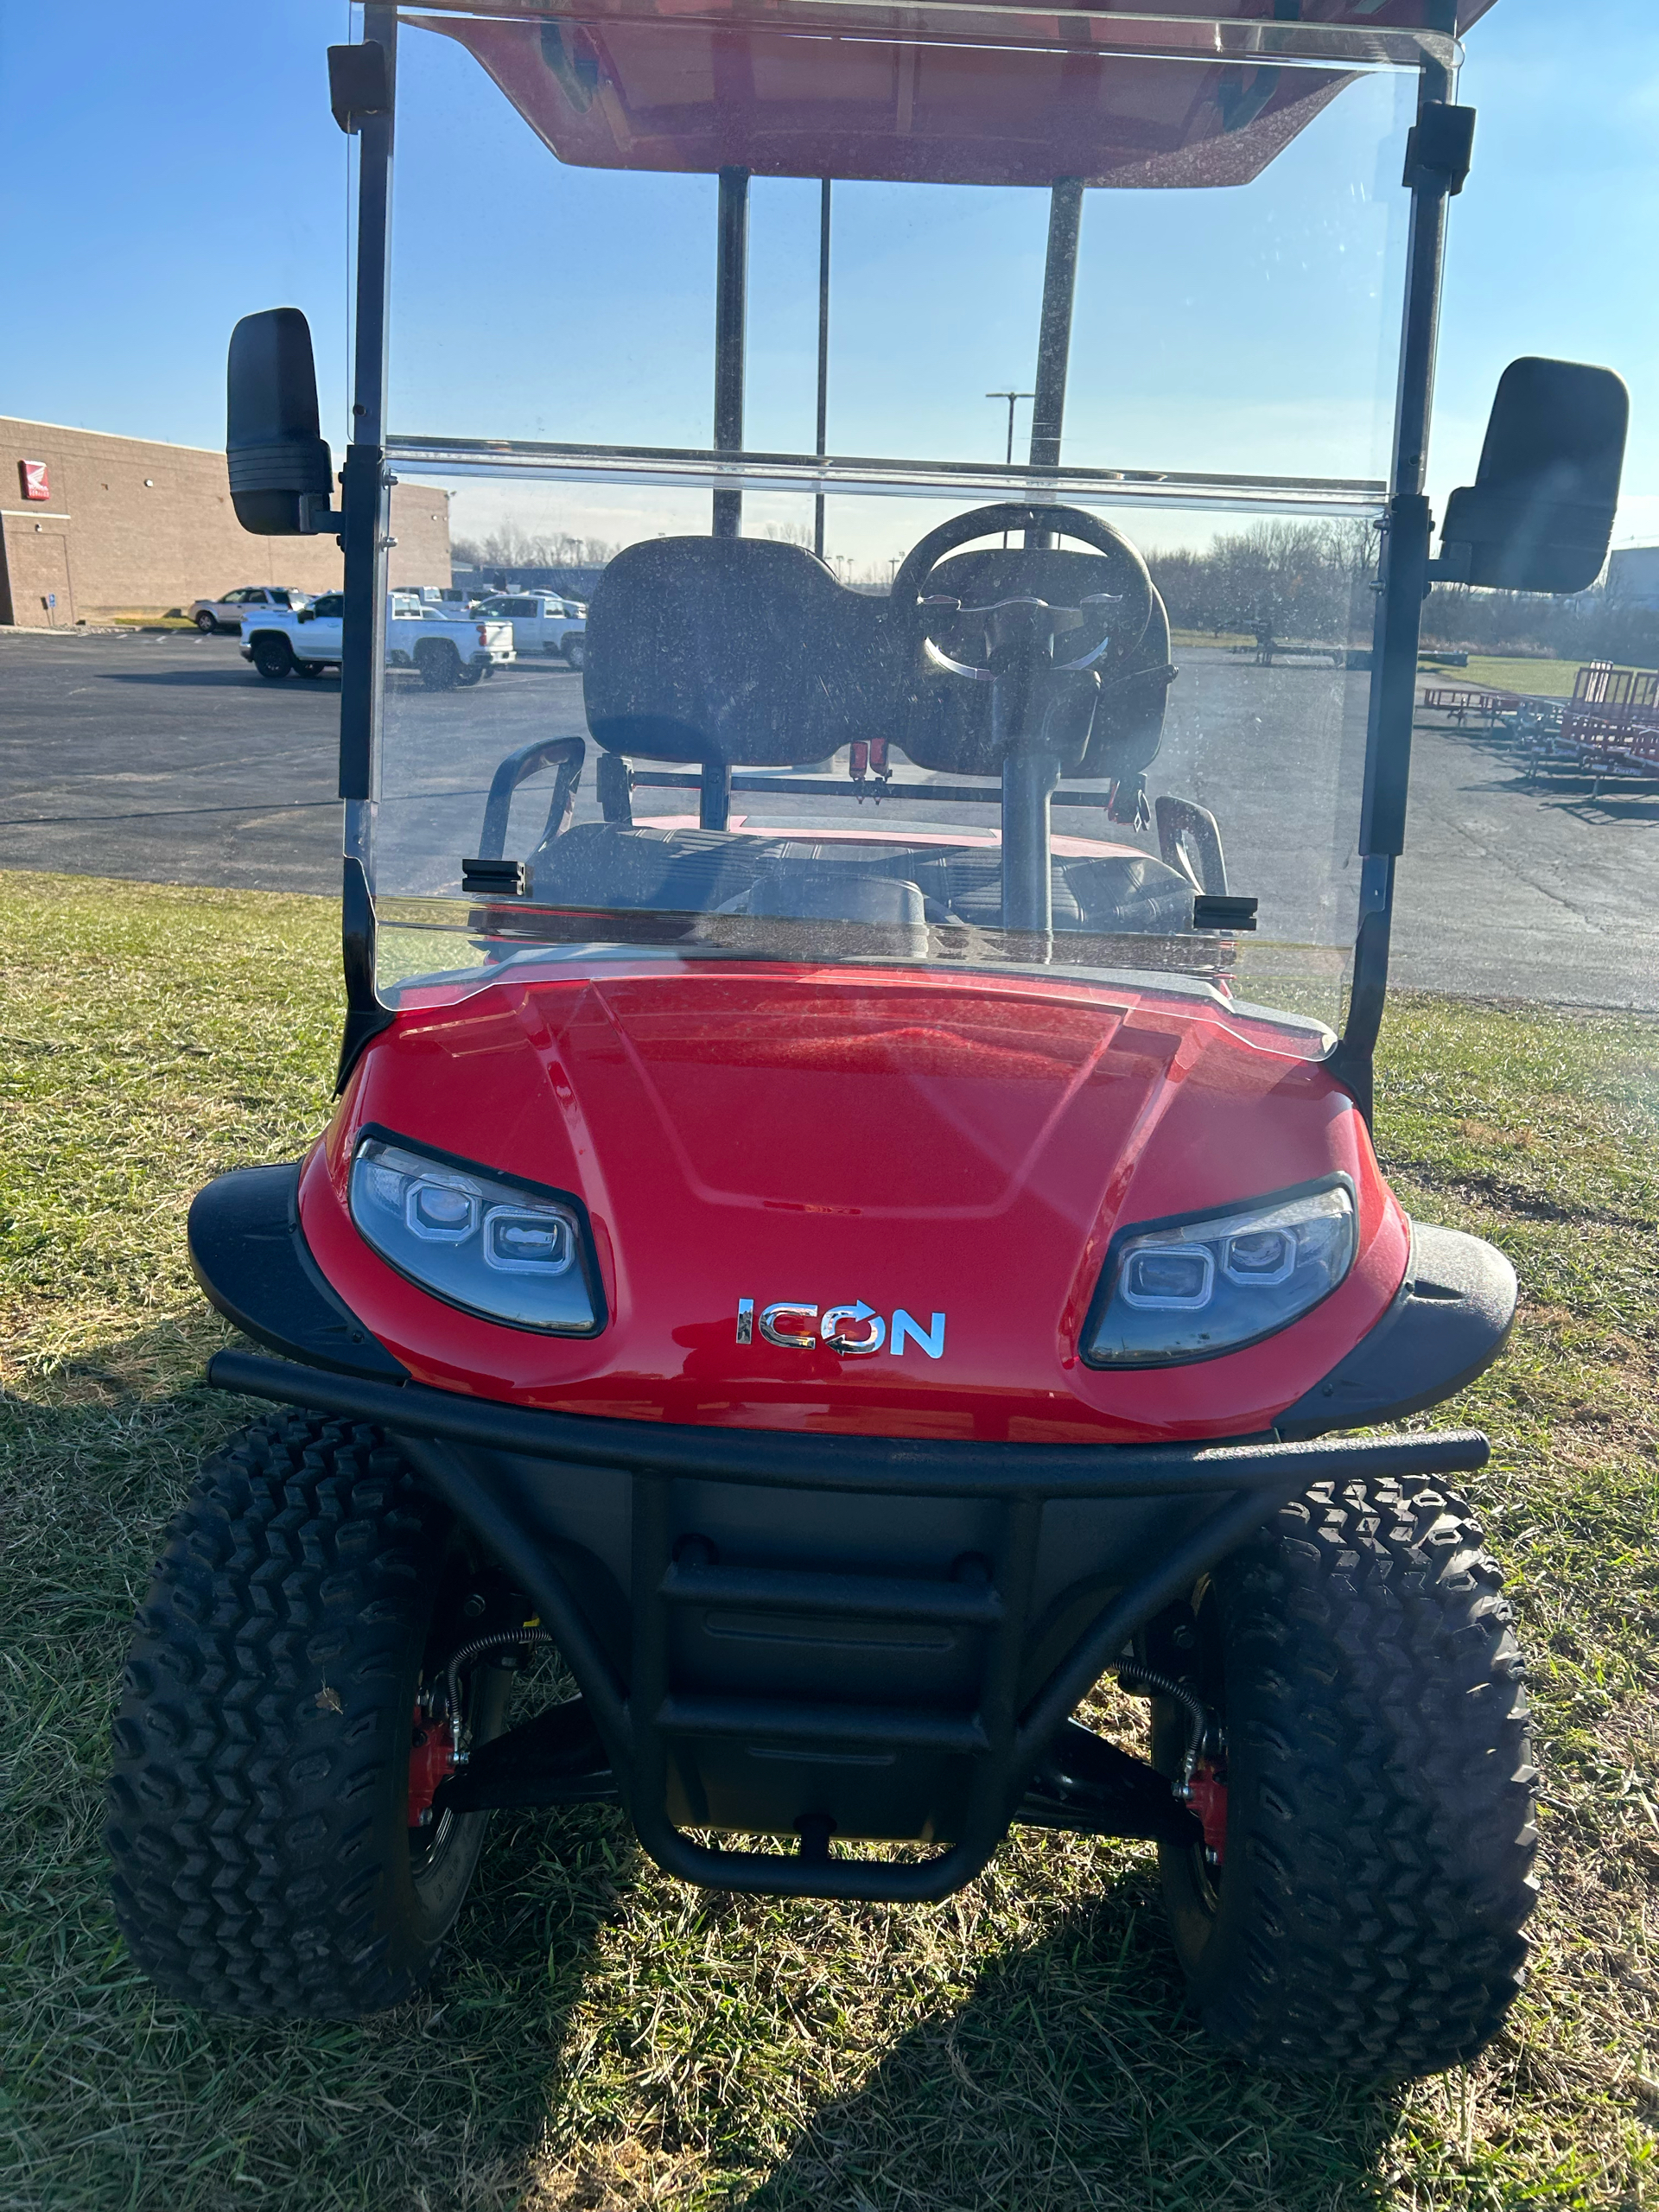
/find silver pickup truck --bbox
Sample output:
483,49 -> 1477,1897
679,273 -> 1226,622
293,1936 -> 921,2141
240,592 -> 516,689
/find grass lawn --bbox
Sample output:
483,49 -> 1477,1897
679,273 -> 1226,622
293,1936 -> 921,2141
1419,658 -> 1593,701
3,868 -> 1658,2211
1167,627 -> 1255,651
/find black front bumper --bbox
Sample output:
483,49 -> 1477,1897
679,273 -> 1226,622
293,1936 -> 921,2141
190,1166 -> 1513,1903
207,1342 -> 1491,1902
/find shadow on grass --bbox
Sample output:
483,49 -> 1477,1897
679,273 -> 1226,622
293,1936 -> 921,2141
733,1868 -> 1402,2212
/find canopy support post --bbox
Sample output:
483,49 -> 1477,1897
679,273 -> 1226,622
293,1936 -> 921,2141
1027,177 -> 1084,550
1332,37 -> 1465,1129
335,0 -> 399,1089
713,167 -> 749,540
813,179 -> 831,562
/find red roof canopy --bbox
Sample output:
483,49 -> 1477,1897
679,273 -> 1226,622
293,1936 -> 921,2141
409,1 -> 1497,188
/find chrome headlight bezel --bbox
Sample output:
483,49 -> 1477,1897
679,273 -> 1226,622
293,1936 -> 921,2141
1080,1173 -> 1358,1370
348,1125 -> 606,1337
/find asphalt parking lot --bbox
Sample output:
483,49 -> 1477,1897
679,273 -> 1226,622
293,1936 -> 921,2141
2,626 -> 1656,1010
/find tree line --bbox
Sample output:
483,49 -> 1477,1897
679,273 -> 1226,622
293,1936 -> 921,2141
1146,518 -> 1658,664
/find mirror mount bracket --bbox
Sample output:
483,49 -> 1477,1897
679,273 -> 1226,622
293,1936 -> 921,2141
299,493 -> 344,536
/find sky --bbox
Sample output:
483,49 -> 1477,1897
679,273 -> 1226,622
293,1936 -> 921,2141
3,0 -> 1657,568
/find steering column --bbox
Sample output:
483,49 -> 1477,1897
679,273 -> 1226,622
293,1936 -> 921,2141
891,504 -> 1154,942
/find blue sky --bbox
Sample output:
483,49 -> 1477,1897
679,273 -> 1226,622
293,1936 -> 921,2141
3,1 -> 1656,562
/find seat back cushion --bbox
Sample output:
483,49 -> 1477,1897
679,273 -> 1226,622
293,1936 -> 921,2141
583,536 -> 894,767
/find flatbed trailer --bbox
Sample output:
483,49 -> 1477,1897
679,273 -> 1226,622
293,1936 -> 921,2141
1421,683 -> 1521,723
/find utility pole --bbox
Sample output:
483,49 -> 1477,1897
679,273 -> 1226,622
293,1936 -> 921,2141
986,390 -> 1033,545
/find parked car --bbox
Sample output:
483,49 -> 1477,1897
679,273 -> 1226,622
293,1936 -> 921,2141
239,592 -> 515,688
188,586 -> 309,633
477,591 -> 587,668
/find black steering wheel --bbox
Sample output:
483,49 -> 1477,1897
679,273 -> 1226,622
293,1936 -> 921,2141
889,502 -> 1155,680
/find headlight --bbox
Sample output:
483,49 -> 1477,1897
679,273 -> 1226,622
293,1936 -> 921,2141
349,1133 -> 603,1335
1083,1178 -> 1356,1368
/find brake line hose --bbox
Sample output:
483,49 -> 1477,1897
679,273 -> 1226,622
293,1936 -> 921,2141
1115,1661 -> 1213,1793
442,1627 -> 556,1758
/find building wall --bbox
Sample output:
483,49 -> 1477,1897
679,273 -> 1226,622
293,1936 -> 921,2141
1606,546 -> 1659,613
0,416 -> 450,624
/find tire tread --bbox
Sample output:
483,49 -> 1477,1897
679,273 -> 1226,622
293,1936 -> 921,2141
106,1414 -> 452,2018
1166,1474 -> 1537,2078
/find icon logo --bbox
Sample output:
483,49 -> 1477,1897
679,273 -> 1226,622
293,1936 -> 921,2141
735,1298 -> 945,1359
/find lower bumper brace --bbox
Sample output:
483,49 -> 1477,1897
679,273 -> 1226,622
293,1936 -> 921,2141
208,1348 -> 1490,1903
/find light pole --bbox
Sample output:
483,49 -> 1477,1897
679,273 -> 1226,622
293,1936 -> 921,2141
986,390 -> 1033,544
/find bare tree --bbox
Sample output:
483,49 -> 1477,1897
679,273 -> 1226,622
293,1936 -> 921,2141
1148,520 -> 1376,643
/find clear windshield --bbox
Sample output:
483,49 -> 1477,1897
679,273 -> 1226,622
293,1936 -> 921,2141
369,7 -> 1440,1040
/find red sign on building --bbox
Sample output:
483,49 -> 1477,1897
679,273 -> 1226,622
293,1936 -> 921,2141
20,460 -> 51,502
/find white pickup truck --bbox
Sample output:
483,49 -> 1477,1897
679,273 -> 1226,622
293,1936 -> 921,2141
476,591 -> 588,669
240,592 -> 516,690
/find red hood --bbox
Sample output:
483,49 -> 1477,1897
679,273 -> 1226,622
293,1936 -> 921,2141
302,963 -> 1408,1443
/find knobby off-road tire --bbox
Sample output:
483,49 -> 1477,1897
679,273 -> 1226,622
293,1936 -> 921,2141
107,1414 -> 508,2018
1150,1474 -> 1538,2081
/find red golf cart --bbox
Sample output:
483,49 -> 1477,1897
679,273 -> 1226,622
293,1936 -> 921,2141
108,0 -> 1628,2079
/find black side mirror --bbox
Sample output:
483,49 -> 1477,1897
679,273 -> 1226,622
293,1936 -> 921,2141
226,308 -> 336,536
1433,357 -> 1629,594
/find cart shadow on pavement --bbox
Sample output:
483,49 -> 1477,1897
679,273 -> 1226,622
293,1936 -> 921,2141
1547,789 -> 1659,827
93,667 -> 299,690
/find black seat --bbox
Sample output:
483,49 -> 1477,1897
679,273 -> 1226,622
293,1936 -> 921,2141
587,535 -> 1171,786
584,537 -> 893,769
569,531 -> 1190,936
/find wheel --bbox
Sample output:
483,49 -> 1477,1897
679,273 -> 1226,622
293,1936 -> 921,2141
251,638 -> 293,680
194,610 -> 218,632
106,1414 -> 514,2019
415,640 -> 461,691
296,660 -> 327,679
563,637 -> 586,671
1147,1474 -> 1536,2081
454,662 -> 485,688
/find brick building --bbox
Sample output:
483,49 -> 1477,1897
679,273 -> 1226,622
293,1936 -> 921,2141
0,416 -> 450,626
